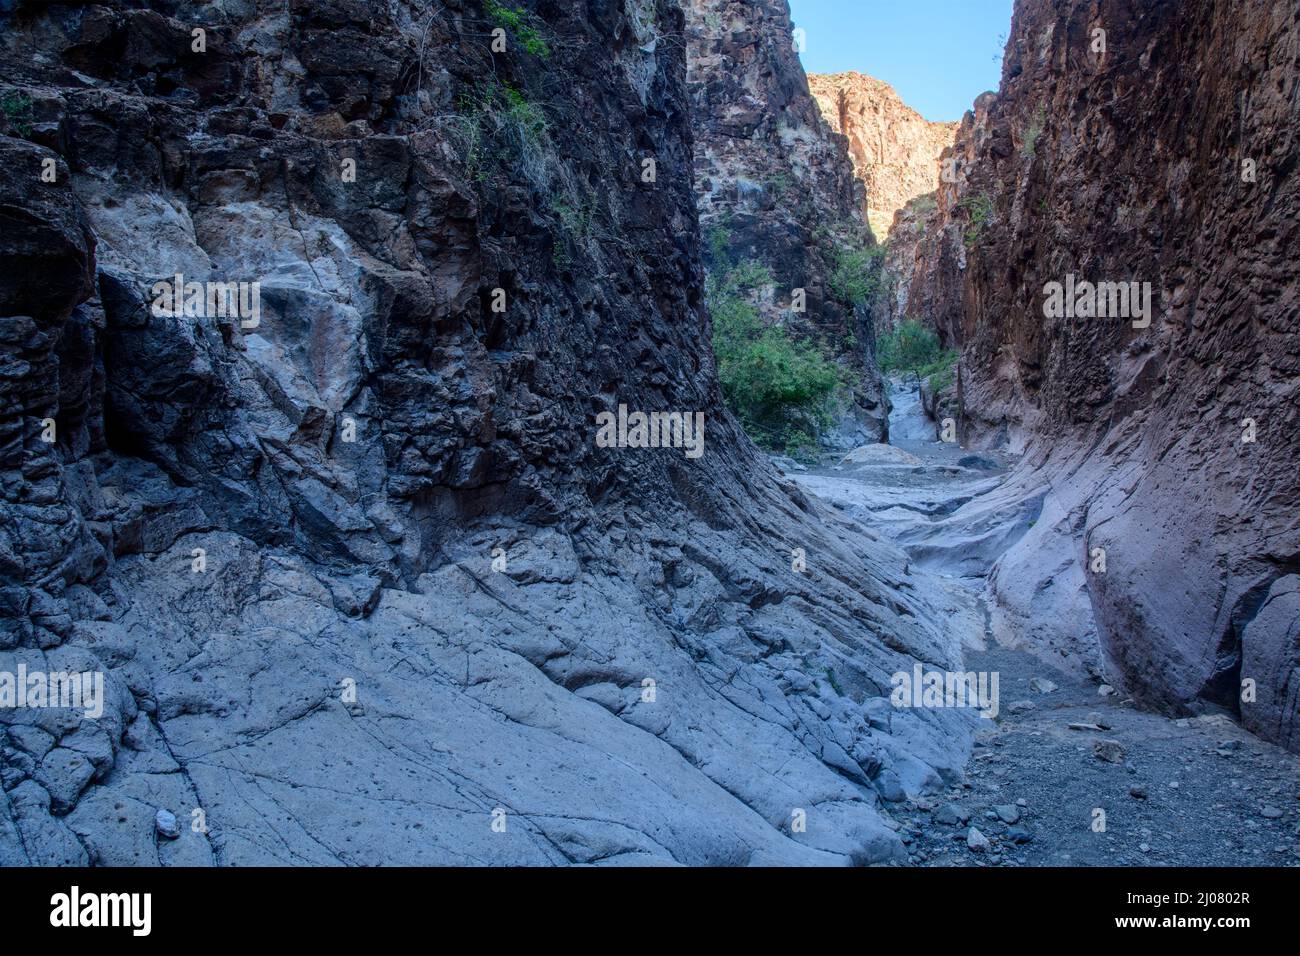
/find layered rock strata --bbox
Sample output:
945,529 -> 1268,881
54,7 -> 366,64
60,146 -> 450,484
901,0 -> 1300,749
808,71 -> 957,242
0,0 -> 977,865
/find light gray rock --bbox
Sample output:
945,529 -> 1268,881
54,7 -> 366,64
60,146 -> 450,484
934,803 -> 971,826
840,444 -> 923,467
1241,576 -> 1300,751
1093,740 -> 1127,764
155,809 -> 180,839
34,748 -> 95,814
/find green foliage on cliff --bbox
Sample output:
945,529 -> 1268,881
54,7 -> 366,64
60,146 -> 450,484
1021,104 -> 1047,159
486,1 -> 551,58
549,195 -> 594,268
827,242 -> 884,306
455,79 -> 549,187
1,91 -> 33,136
960,193 -> 995,248
707,258 -> 843,458
876,318 -> 958,392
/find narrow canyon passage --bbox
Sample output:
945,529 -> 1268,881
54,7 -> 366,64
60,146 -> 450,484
0,0 -> 1295,876
788,381 -> 1300,865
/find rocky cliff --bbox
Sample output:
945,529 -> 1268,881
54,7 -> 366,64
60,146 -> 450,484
0,0 -> 978,865
809,72 -> 957,242
684,0 -> 887,447
903,0 -> 1300,749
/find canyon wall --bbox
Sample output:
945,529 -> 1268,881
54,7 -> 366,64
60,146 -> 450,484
809,72 -> 957,242
906,0 -> 1300,748
0,0 -> 978,865
685,0 -> 887,446
878,93 -> 997,335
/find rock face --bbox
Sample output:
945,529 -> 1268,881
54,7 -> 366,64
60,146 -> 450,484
684,0 -> 887,446
902,0 -> 1300,749
0,0 -> 978,865
809,72 -> 956,241
891,92 -> 997,349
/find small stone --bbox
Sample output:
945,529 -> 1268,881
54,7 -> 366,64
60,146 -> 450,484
1088,711 -> 1113,729
1139,842 -> 1151,853
993,804 -> 1021,824
155,809 -> 180,840
1005,826 -> 1034,844
1098,684 -> 1116,697
1068,722 -> 1106,731
1129,786 -> 1148,800
1015,798 -> 1028,808
966,827 -> 991,852
873,769 -> 906,803
1093,739 -> 1126,763
1007,700 -> 1035,715
934,803 -> 971,826
1261,806 -> 1284,820
1029,677 -> 1058,694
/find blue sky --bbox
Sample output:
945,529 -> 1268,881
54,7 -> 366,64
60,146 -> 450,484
788,0 -> 1015,123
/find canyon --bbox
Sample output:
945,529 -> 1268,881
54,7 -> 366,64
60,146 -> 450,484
0,0 -> 975,867
0,0 -> 1296,870
685,0 -> 887,447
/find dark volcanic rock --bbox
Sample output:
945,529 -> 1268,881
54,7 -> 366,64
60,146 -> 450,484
900,0 -> 1300,749
0,0 -> 977,865
684,0 -> 888,447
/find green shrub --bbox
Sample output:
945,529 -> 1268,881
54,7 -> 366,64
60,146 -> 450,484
486,1 -> 551,58
960,193 -> 995,248
454,79 -> 549,188
1021,103 -> 1047,159
923,353 -> 958,393
828,243 -> 884,305
876,319 -> 938,374
549,195 -> 594,268
709,260 -> 843,457
1,91 -> 33,137
876,318 -> 956,395
722,258 -> 773,294
706,223 -> 734,271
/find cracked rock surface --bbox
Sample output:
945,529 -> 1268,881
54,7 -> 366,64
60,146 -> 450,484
0,0 -> 977,865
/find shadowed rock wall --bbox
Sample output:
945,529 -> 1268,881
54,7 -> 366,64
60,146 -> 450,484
903,0 -> 1300,749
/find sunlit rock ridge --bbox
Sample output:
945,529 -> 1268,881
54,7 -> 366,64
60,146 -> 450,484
808,71 -> 957,241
